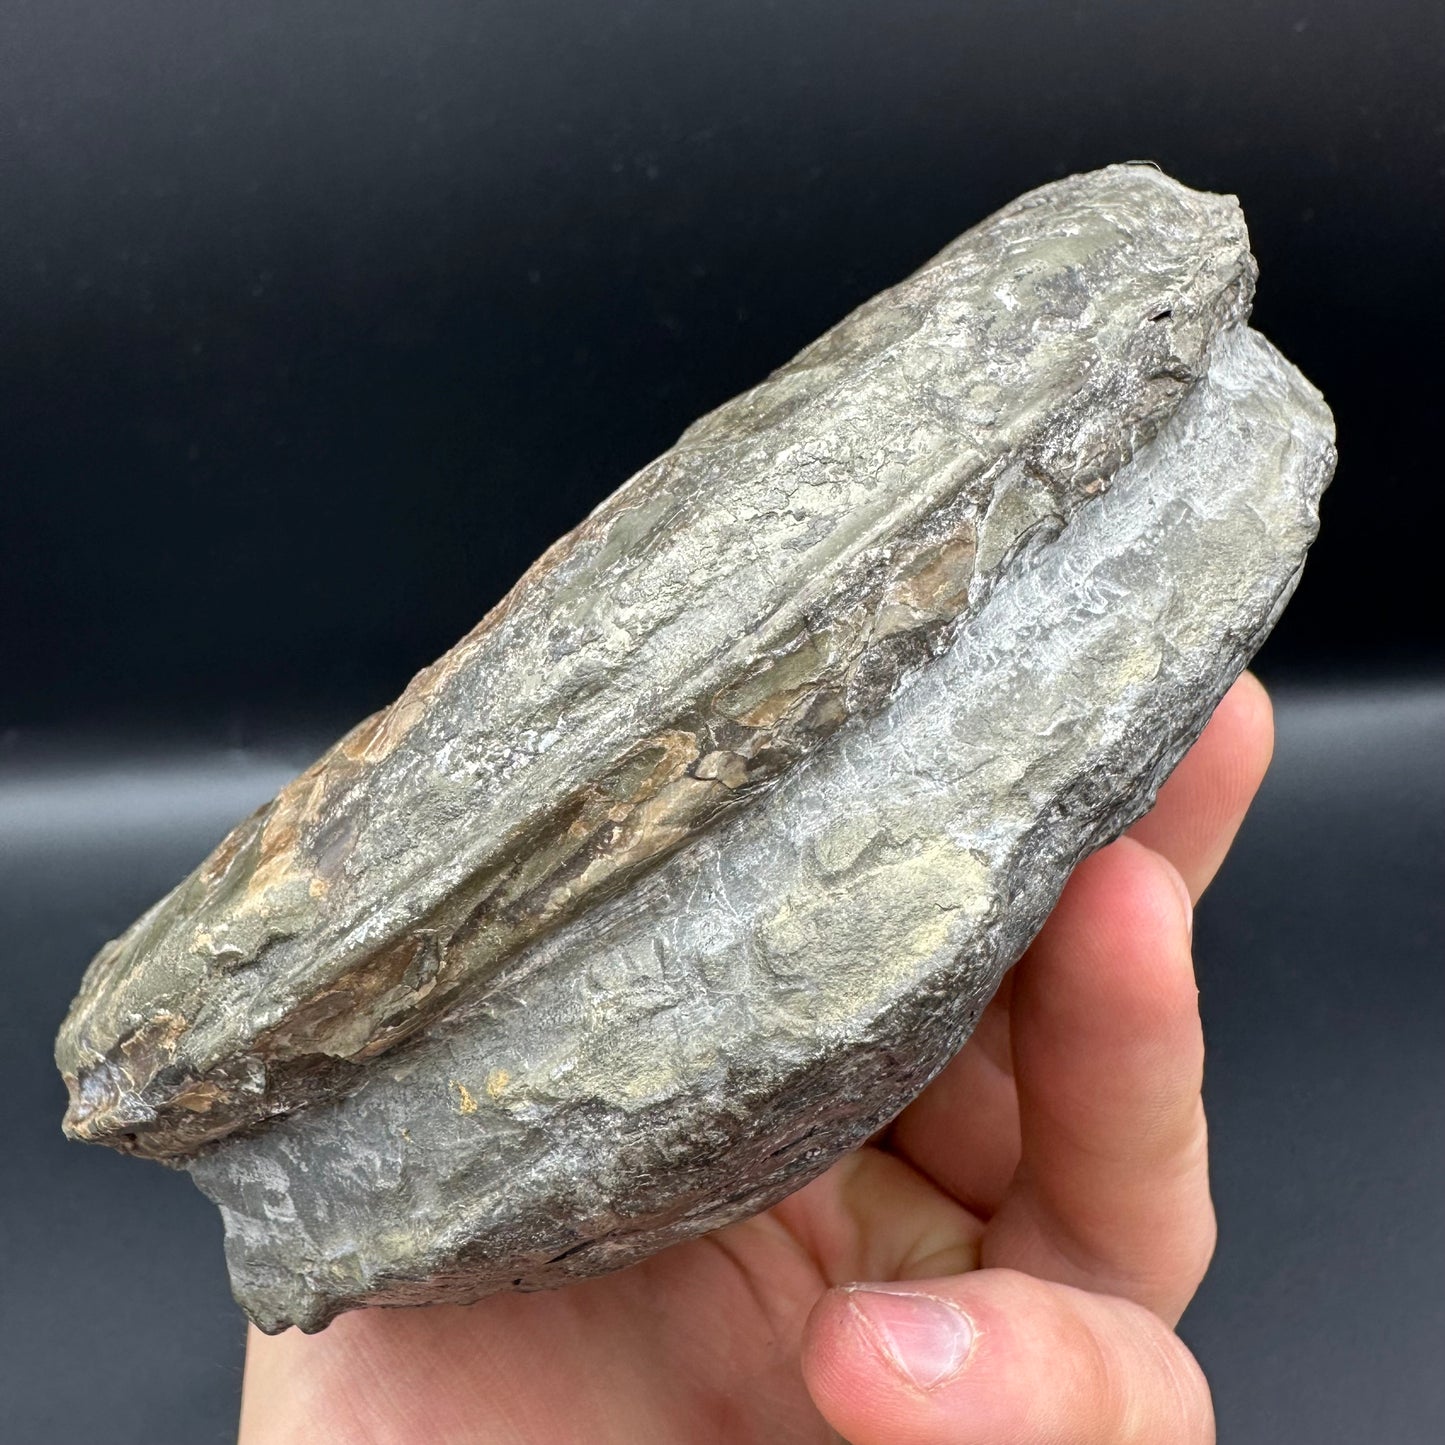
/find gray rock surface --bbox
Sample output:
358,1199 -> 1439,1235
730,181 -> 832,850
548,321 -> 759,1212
53,165 -> 1333,1332
57,164 -> 1252,1161
192,324 -> 1332,1332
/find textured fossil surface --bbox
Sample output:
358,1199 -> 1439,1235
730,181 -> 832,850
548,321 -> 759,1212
56,166 -> 1332,1333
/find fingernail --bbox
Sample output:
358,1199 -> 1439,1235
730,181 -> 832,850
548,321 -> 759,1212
845,1285 -> 974,1390
1168,863 -> 1194,940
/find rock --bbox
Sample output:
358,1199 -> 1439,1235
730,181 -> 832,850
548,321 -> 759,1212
55,166 -> 1333,1333
56,163 -> 1253,1161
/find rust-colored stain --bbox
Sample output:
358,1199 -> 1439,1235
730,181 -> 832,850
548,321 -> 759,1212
167,1077 -> 232,1115
887,529 -> 977,620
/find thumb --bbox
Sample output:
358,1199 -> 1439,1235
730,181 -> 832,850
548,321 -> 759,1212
801,1268 -> 1214,1444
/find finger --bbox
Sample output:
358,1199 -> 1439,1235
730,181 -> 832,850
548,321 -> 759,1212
886,974 -> 1022,1220
765,1145 -> 985,1288
983,836 -> 1214,1323
803,1267 -> 1214,1445
1128,670 -> 1274,902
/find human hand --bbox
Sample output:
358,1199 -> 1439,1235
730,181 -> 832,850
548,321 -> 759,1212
240,673 -> 1273,1444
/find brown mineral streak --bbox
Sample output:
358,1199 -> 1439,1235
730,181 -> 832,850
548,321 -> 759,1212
57,165 -> 1255,1159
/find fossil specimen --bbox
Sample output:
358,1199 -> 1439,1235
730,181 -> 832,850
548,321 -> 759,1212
56,165 -> 1333,1332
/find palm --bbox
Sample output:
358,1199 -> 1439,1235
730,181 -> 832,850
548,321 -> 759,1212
243,678 -> 1271,1445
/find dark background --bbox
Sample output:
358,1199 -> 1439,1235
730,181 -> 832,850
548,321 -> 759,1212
3,0 -> 1442,734
2,2 -> 1441,1442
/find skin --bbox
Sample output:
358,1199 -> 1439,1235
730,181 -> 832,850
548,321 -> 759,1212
240,672 -> 1274,1444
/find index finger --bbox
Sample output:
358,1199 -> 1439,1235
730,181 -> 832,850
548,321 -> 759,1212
1128,671 -> 1275,902
980,836 -> 1213,1323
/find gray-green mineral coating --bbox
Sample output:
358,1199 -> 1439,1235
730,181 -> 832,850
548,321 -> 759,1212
58,164 -> 1254,1160
192,325 -> 1332,1332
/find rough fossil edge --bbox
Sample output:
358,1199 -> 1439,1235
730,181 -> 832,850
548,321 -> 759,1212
189,324 -> 1334,1333
58,164 -> 1254,1161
